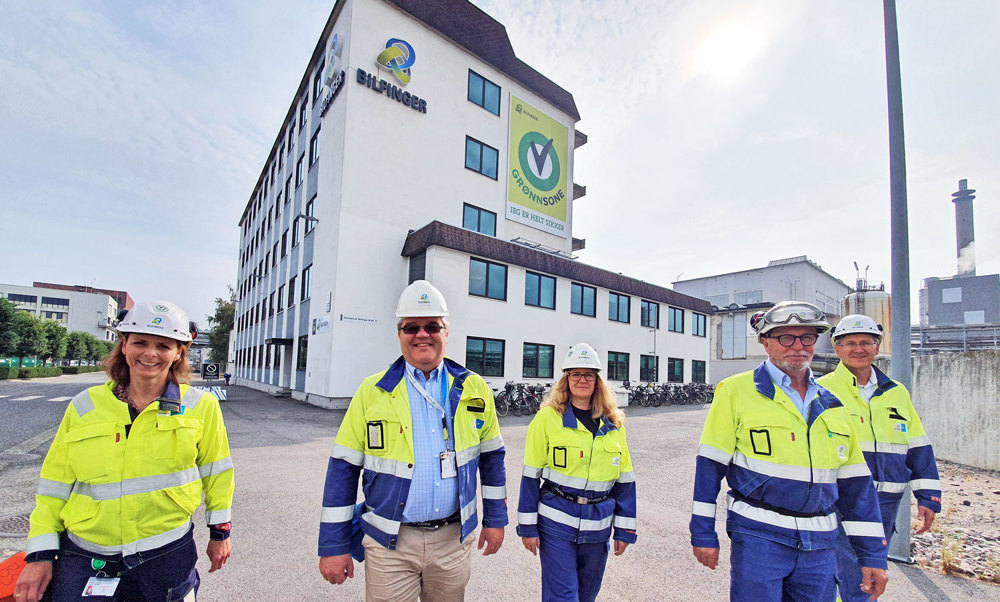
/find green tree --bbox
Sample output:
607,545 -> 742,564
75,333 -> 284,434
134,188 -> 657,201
86,335 -> 104,362
40,320 -> 68,365
66,331 -> 90,362
13,311 -> 47,366
206,287 -> 236,365
0,298 -> 19,358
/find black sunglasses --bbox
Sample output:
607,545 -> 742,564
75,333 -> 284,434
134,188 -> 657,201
398,322 -> 444,335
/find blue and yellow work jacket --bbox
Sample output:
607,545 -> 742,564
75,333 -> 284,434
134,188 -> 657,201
690,364 -> 887,569
517,406 -> 637,544
27,382 -> 235,557
818,363 -> 941,512
318,357 -> 507,556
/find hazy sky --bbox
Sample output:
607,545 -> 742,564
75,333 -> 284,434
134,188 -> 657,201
1,1 -> 997,326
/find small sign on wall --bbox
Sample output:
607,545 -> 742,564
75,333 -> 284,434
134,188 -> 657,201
312,315 -> 331,334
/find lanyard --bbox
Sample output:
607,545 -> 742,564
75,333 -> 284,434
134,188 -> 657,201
406,369 -> 453,450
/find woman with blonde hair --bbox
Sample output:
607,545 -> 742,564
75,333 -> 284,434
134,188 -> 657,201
16,301 -> 235,602
517,343 -> 637,602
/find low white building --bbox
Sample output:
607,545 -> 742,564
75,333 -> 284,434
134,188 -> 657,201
0,283 -> 119,341
232,0 -> 710,407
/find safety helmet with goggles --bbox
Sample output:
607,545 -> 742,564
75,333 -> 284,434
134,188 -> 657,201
750,301 -> 831,336
115,301 -> 196,343
831,314 -> 882,342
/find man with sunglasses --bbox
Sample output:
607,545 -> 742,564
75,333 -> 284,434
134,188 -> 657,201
318,280 -> 507,600
690,301 -> 888,601
819,315 -> 940,602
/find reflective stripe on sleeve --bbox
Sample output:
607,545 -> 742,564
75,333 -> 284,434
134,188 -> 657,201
538,503 -> 612,532
874,480 -> 907,494
727,495 -> 837,532
460,498 -> 477,524
68,520 -> 192,556
875,442 -> 908,455
613,515 -> 637,529
71,390 -> 95,416
198,456 -> 234,478
698,444 -> 732,465
321,505 -> 356,523
362,510 -> 400,534
37,479 -> 73,500
364,455 -> 414,479
842,520 -> 885,538
481,485 -> 506,500
26,532 -> 60,554
910,478 -> 941,491
480,434 -> 504,453
616,471 -> 636,484
73,467 -> 201,501
206,509 -> 231,524
691,501 -> 717,518
180,387 -> 203,410
331,444 -> 365,466
908,436 -> 932,449
457,445 -> 480,467
859,441 -> 875,453
522,466 -> 543,479
518,512 -> 538,525
837,462 -> 872,479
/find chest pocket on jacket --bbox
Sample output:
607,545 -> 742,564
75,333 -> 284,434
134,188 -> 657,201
550,445 -> 583,471
364,404 -> 401,456
154,417 -> 199,469
883,405 -> 910,444
596,439 -> 623,480
739,421 -> 795,460
65,422 -> 117,482
820,414 -> 854,465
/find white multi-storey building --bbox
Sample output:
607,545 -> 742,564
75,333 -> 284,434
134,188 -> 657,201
0,283 -> 119,341
233,0 -> 711,407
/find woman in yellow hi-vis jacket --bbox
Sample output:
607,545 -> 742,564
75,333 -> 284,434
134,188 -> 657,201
16,301 -> 235,602
517,343 -> 637,602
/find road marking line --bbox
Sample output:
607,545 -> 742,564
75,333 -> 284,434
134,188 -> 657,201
49,396 -> 72,402
0,395 -> 9,399
10,396 -> 43,401
6,426 -> 59,455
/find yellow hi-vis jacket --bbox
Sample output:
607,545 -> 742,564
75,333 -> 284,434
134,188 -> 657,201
26,382 -> 235,557
818,362 -> 941,512
517,406 -> 637,544
690,364 -> 887,568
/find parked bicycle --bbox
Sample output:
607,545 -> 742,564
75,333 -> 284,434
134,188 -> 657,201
494,381 -> 515,417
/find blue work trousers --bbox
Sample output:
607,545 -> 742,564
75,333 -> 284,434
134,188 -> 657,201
835,498 -> 897,602
45,529 -> 199,601
729,531 -> 837,602
538,532 -> 609,602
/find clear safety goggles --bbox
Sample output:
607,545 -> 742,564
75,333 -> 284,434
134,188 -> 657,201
762,302 -> 825,326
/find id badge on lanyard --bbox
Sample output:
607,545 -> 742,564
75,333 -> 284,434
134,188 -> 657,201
407,370 -> 457,479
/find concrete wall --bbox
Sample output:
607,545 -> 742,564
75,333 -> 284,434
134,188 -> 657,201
911,350 -> 1000,470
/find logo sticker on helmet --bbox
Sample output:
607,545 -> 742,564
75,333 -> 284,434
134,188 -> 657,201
155,305 -> 169,312
151,317 -> 163,325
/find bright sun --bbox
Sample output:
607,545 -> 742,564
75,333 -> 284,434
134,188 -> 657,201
693,22 -> 766,84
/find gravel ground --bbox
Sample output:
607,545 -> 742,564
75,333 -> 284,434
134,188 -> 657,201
911,460 -> 1000,585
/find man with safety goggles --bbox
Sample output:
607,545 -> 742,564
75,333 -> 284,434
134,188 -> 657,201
690,301 -> 888,601
317,280 -> 507,601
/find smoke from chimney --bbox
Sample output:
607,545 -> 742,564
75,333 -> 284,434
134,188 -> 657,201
952,179 -> 976,277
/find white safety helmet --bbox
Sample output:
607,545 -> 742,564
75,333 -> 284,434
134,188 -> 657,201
562,343 -> 602,372
395,280 -> 449,318
115,301 -> 194,343
750,301 -> 831,336
831,314 -> 883,343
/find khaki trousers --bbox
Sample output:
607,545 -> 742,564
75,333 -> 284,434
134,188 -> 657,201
362,522 -> 475,602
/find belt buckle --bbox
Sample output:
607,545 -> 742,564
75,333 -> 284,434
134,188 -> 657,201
576,496 -> 587,504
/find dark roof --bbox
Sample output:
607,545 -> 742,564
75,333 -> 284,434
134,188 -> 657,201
386,0 -> 580,120
402,221 -> 713,313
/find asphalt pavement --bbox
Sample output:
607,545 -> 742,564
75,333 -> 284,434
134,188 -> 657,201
1,377 -> 998,600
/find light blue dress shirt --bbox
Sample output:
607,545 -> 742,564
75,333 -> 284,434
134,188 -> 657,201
401,361 -> 460,522
764,360 -> 820,421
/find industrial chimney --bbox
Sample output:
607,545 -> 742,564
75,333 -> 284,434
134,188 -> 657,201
952,179 -> 976,276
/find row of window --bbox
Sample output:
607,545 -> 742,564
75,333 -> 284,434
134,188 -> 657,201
235,335 -> 309,372
465,336 -> 706,383
465,258 -> 707,333
239,198 -> 315,300
237,265 -> 311,333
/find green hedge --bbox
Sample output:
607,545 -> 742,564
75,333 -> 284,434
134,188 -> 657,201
0,366 -> 17,380
60,366 -> 104,375
17,367 -> 63,379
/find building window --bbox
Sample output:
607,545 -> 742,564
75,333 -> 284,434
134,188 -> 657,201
465,136 -> 498,179
469,258 -> 507,300
272,242 -> 278,267
525,272 -> 555,309
466,337 -> 505,377
7,294 -> 37,304
297,335 -> 308,370
409,251 -> 426,283
296,154 -> 305,186
467,70 -> 500,115
693,313 -> 707,337
462,203 -> 496,236
305,197 -> 316,233
313,60 -> 325,102
269,293 -> 275,316
668,307 -> 685,333
523,343 -> 554,379
641,300 -> 659,328
292,219 -> 301,247
288,119 -> 295,143
667,357 -> 684,383
692,360 -> 706,384
301,265 -> 312,301
607,351 -> 629,381
285,176 -> 292,201
278,145 -> 284,170
299,95 -> 308,130
277,285 -> 285,312
570,283 -> 596,317
41,297 -> 70,308
281,230 -> 288,256
609,292 -> 630,323
309,127 -> 320,166
640,355 -> 659,382
288,276 -> 297,307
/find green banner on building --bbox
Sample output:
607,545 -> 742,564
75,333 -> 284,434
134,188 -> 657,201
507,95 -> 569,238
